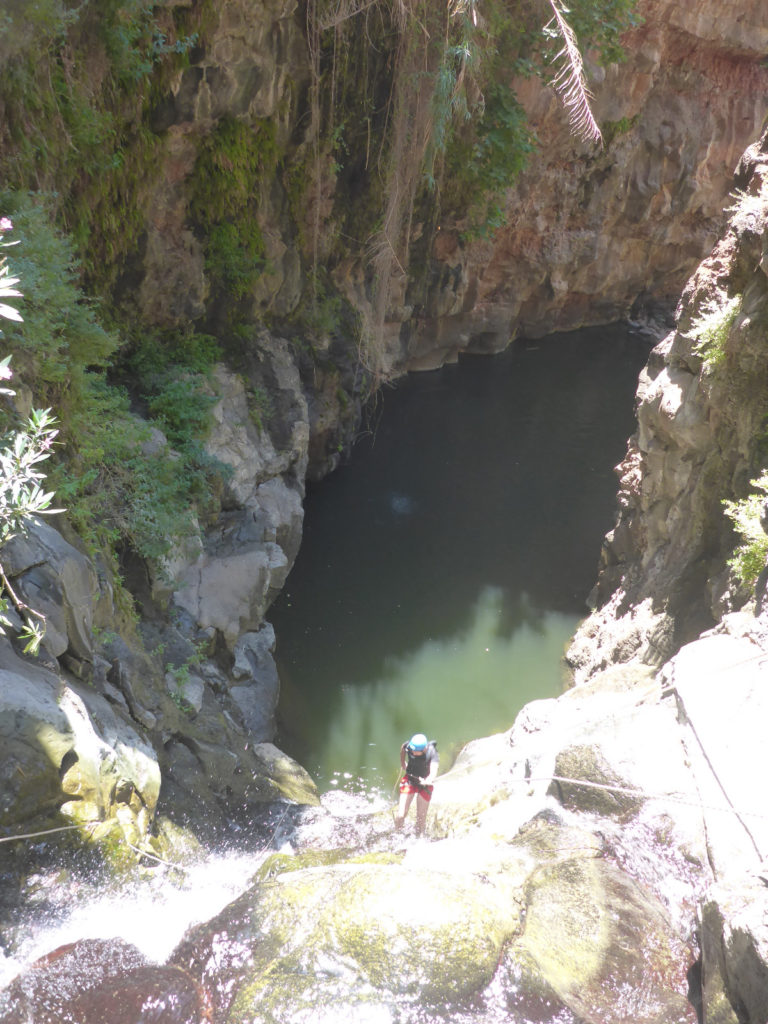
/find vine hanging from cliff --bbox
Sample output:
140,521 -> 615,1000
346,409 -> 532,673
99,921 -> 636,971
304,0 -> 637,378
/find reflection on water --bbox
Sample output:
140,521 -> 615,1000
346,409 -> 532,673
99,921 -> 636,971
272,326 -> 653,792
305,587 -> 577,787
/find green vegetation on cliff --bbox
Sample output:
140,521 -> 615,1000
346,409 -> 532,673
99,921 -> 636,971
724,472 -> 768,585
0,3 -> 226,577
189,116 -> 278,308
0,0 -> 202,291
304,0 -> 639,368
0,194 -> 223,571
0,0 -> 640,597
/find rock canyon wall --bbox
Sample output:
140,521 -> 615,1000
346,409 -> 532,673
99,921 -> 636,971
0,0 -> 766,857
568,125 -> 768,681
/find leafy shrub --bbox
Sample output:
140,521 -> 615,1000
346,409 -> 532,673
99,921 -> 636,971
0,219 -> 62,651
723,472 -> 768,586
565,0 -> 642,65
0,193 -> 224,569
0,193 -> 118,398
691,295 -> 741,369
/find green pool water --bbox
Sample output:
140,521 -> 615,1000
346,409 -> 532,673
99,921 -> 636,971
270,325 -> 653,792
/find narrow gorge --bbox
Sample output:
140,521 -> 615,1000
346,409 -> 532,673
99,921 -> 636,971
1,1 -> 768,1021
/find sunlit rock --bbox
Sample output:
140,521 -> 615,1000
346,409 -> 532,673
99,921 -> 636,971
661,627 -> 768,877
175,857 -> 522,1021
0,642 -> 160,835
252,742 -> 320,806
509,830 -> 696,1023
700,883 -> 768,1024
569,123 -> 768,679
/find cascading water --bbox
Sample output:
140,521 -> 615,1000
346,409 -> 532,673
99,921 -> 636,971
0,840 -> 270,990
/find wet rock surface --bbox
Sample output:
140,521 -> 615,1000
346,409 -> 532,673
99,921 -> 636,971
2,601 -> 767,1022
0,938 -> 209,1024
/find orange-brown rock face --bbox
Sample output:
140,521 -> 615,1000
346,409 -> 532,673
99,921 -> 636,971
401,0 -> 768,370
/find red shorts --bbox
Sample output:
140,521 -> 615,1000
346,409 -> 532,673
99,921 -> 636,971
400,776 -> 433,801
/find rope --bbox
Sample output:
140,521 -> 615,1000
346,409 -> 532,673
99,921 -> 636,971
511,648 -> 768,854
391,769 -> 403,823
0,823 -> 94,844
667,680 -> 765,860
3,642 -> 765,852
125,841 -> 189,872
522,774 -> 768,824
0,800 -> 296,875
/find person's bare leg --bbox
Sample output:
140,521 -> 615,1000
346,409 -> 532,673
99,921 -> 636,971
415,793 -> 429,836
395,791 -> 414,829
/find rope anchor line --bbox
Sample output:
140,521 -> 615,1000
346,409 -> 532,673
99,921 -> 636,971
0,822 -> 93,845
523,773 -> 768,824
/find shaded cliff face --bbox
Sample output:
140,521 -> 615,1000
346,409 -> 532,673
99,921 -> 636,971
568,124 -> 768,682
128,0 -> 768,382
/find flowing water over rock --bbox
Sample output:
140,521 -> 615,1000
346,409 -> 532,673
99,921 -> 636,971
271,326 -> 654,790
0,838 -> 271,991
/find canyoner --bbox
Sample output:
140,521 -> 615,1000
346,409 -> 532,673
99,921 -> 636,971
395,733 -> 440,836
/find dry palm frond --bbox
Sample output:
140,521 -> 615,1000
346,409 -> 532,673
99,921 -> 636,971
546,0 -> 602,146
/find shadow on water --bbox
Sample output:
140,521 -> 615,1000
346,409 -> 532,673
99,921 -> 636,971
271,325 -> 654,790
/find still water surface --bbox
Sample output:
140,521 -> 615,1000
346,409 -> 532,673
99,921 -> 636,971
271,325 -> 653,792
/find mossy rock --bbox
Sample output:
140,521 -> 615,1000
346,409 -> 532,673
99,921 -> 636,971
494,946 -> 579,1023
253,845 -> 398,882
513,816 -> 603,863
228,967 -> 393,1024
547,743 -> 644,819
178,857 -> 521,1021
86,820 -> 142,877
252,742 -> 321,806
149,814 -> 204,866
515,854 -> 695,1023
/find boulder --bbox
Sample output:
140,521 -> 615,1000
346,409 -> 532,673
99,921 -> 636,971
1,519 -> 96,665
230,623 -> 280,741
0,937 -> 208,1024
173,855 -> 522,1021
510,832 -> 696,1023
0,641 -> 161,835
252,742 -> 320,806
661,629 -> 768,878
204,360 -> 309,509
166,806 -> 699,1024
171,511 -> 290,651
700,883 -> 768,1024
